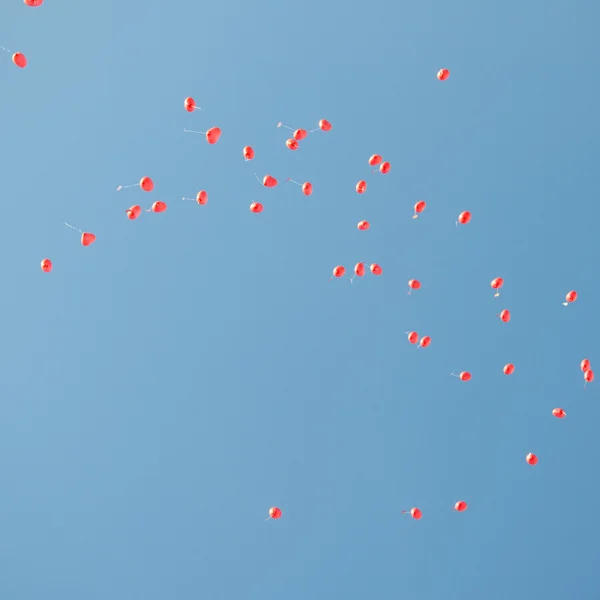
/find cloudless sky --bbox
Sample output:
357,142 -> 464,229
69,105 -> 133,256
1,0 -> 600,598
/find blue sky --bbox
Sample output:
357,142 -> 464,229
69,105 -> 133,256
2,0 -> 600,598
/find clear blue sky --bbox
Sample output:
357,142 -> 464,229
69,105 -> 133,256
2,0 -> 599,598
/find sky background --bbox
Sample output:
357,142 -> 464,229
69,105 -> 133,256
1,0 -> 600,598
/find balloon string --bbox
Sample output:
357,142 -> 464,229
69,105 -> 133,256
287,178 -> 300,186
254,173 -> 263,185
183,129 -> 205,134
117,184 -> 137,190
307,128 -> 319,133
64,222 -> 82,233
277,123 -> 294,130
0,46 -> 10,53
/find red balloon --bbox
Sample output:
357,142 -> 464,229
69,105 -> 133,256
243,146 -> 254,160
437,68 -> 450,81
356,180 -> 367,194
581,359 -> 591,372
585,369 -> 594,383
419,336 -> 431,348
407,331 -> 418,344
140,177 -> 154,192
250,202 -> 263,213
302,182 -> 313,196
552,408 -> 566,418
503,363 -> 515,375
458,211 -> 471,224
459,371 -> 471,381
370,263 -> 382,275
332,265 -> 345,278
499,309 -> 511,323
197,190 -> 208,205
369,154 -> 383,166
294,129 -> 307,141
126,205 -> 142,220
408,279 -> 421,290
184,97 -> 196,112
151,201 -> 167,213
269,507 -> 282,519
354,262 -> 365,277
286,138 -> 299,151
414,200 -> 426,214
40,258 -> 52,272
319,119 -> 332,131
12,53 -> 27,68
566,290 -> 578,303
379,161 -> 391,174
206,127 -> 221,144
357,220 -> 370,231
262,175 -> 278,188
526,452 -> 538,466
25,0 -> 44,5
491,277 -> 504,290
81,232 -> 96,247
455,501 -> 467,512
410,507 -> 422,520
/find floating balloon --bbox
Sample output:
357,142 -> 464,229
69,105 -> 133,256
25,0 -> 44,5
581,359 -> 591,372
356,180 -> 367,194
437,68 -> 450,81
331,265 -> 345,279
243,146 -> 255,161
419,336 -> 431,348
318,119 -> 332,131
287,179 -> 312,196
402,508 -> 422,520
369,154 -> 382,166
267,507 -> 282,520
250,202 -> 263,213
408,279 -> 421,294
526,453 -> 538,466
258,174 -> 277,188
407,331 -> 419,344
12,52 -> 27,68
184,97 -> 200,112
40,258 -> 52,272
64,223 -> 96,247
277,122 -> 307,140
454,501 -> 467,512
357,220 -> 370,231
413,200 -> 426,219
126,205 -> 142,220
491,277 -> 504,297
149,201 -> 167,213
379,161 -> 391,174
457,211 -> 471,225
350,262 -> 366,283
286,138 -> 299,151
498,309 -> 510,323
116,176 -> 154,192
294,129 -> 307,141
503,363 -> 515,375
552,408 -> 566,418
454,372 -> 471,381
585,369 -> 594,386
183,127 -> 221,144
81,232 -> 96,247
563,290 -> 578,306
182,191 -> 207,205
369,263 -> 382,276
